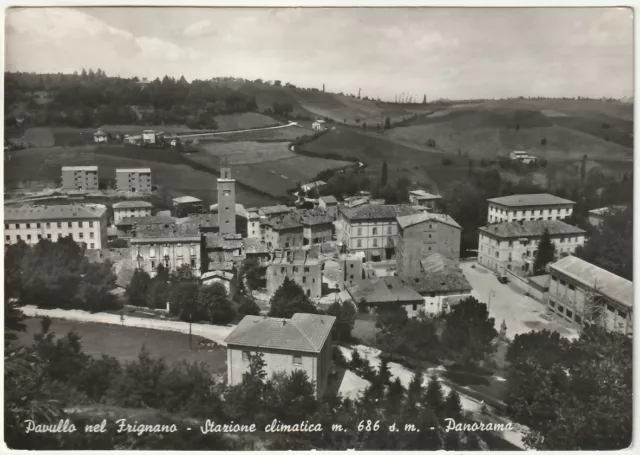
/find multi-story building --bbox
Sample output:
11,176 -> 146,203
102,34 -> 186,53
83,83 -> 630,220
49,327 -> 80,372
396,212 -> 461,277
172,196 -> 203,218
263,210 -> 334,249
225,313 -> 335,398
4,204 -> 108,249
487,193 -> 575,223
112,201 -> 152,224
318,195 -> 338,217
478,220 -> 586,276
246,211 -> 262,240
177,213 -> 219,234
266,249 -> 322,300
61,166 -> 99,191
217,165 -> 237,235
116,168 -> 152,194
341,252 -> 366,289
129,223 -> 202,276
336,204 -> 424,261
547,255 -> 632,337
408,190 -> 442,211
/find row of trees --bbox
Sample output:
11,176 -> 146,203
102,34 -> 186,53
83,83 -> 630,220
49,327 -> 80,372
5,311 -> 486,450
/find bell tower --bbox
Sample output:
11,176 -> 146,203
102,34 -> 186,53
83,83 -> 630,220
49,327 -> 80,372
217,159 -> 236,235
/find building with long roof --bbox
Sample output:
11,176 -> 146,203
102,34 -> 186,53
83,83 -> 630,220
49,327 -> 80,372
487,193 -> 575,224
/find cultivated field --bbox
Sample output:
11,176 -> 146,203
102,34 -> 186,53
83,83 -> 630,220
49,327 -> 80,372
17,317 -> 227,373
212,112 -> 280,130
190,141 -> 353,198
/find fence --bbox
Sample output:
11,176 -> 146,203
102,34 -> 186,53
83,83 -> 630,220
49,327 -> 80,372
505,269 -> 546,302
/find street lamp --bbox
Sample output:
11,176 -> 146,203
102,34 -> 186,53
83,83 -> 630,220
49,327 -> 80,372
488,290 -> 496,312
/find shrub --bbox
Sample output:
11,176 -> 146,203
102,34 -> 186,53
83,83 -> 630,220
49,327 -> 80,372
426,138 -> 437,147
541,138 -> 547,145
442,157 -> 453,166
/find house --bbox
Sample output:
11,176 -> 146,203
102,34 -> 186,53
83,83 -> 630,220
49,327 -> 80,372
204,233 -> 245,267
201,270 -> 234,293
588,205 -> 627,228
396,212 -> 461,277
318,195 -> 338,217
510,151 -> 537,164
115,214 -> 176,237
243,238 -> 270,264
478,220 -> 586,276
93,129 -> 108,143
487,193 -> 575,223
116,168 -> 152,194
547,256 -> 632,337
263,209 -> 334,249
129,223 -> 202,276
4,204 -> 108,249
225,313 -> 336,398
246,211 -> 262,240
408,190 -> 442,211
142,130 -> 159,145
258,205 -> 295,218
301,180 -> 326,194
172,196 -> 204,218
312,120 -> 327,131
400,253 -> 473,315
340,252 -> 366,289
266,249 -> 322,301
112,201 -> 152,224
61,166 -> 99,192
335,204 -> 424,261
346,276 -> 425,318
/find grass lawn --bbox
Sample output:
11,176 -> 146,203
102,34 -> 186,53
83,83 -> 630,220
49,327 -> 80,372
18,317 -> 227,374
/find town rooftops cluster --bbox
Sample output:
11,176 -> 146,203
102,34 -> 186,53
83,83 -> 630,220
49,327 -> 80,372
259,205 -> 295,216
205,232 -> 243,249
265,209 -> 334,230
488,193 -> 575,207
130,223 -> 201,241
347,276 -> 423,304
224,313 -> 336,354
4,204 -> 107,221
479,219 -> 585,238
340,204 -> 423,221
397,212 -> 461,230
177,213 -> 219,229
550,255 -> 633,310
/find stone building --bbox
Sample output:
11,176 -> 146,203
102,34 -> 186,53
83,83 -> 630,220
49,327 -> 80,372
263,209 -> 334,249
266,249 -> 322,301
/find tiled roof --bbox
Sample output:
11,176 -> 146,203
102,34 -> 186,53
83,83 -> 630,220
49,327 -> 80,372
409,190 -> 442,199
117,215 -> 175,226
340,204 -> 423,221
478,220 -> 586,239
528,274 -> 550,290
347,276 -> 424,304
201,270 -> 234,281
4,204 -> 107,222
267,209 -> 334,231
259,205 -> 294,216
550,256 -> 633,310
112,200 -> 153,209
208,261 -> 234,271
173,195 -> 202,204
419,252 -> 459,273
131,223 -> 201,241
243,238 -> 269,254
319,195 -> 338,204
588,205 -> 628,216
401,271 -> 472,294
204,233 -> 243,249
488,193 -> 575,207
177,213 -> 219,228
397,212 -> 461,230
224,313 -> 336,354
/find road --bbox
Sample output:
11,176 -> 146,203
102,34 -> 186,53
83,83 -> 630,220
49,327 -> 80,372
460,260 -> 578,340
168,121 -> 300,140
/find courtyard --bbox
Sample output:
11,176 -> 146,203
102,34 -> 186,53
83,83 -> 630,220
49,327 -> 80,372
460,260 -> 579,340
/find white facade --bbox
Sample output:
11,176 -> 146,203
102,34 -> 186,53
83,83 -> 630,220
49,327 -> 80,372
336,217 -> 398,256
488,203 -> 574,223
113,206 -> 152,224
312,120 -> 326,131
142,130 -> 157,144
247,213 -> 262,240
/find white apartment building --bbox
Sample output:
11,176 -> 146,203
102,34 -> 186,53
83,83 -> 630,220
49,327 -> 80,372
547,255 -> 632,337
112,201 -> 153,224
116,168 -> 152,194
478,219 -> 586,276
4,204 -> 109,249
61,166 -> 99,191
336,204 -> 424,261
487,194 -> 575,224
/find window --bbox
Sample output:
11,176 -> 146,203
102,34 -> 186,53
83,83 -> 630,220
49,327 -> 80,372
551,275 -> 557,282
17,235 -> 21,241
68,222 -> 73,228
373,239 -> 378,247
79,233 -> 84,239
89,243 -> 95,249
387,226 -> 392,234
372,227 -> 377,235
575,315 -> 582,324
302,277 -> 306,283
293,356 -> 302,365
495,251 -> 499,258
78,222 -> 83,228
27,235 -> 31,241
304,267 -> 310,273
607,304 -> 615,313
57,222 -> 62,228
549,300 -> 556,308
47,234 -> 51,239
281,267 -> 285,273
5,235 -> 9,242
509,241 -> 513,247
559,280 -> 566,286
223,190 -> 231,196
242,352 -> 250,361
357,228 -> 362,235
90,232 -> 95,239
151,260 -> 156,269
350,264 -> 354,269
4,224 -> 8,230
37,234 -> 42,240
619,311 -> 627,319
89,221 -> 94,228
37,223 -> 41,228
191,258 -> 196,268
558,305 -> 565,314
293,266 -> 298,273
412,304 -> 417,311
568,284 -> 575,291
357,239 -> 362,247
566,309 -> 573,319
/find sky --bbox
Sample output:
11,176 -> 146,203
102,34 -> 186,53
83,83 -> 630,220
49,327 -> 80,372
4,7 -> 634,100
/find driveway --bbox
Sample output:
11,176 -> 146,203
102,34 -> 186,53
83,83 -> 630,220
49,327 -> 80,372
460,260 -> 578,340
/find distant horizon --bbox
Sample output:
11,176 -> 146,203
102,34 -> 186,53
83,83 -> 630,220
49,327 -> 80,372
5,7 -> 634,101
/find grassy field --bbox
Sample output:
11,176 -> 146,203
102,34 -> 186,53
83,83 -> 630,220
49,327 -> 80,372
3,144 -> 278,207
17,317 -> 228,373
190,141 -> 353,198
212,112 -> 280,130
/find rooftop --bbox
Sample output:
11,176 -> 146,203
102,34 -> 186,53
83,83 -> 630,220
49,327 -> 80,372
403,271 -> 472,295
116,168 -> 151,173
62,166 -> 98,172
319,195 -> 338,204
5,204 -> 107,222
205,232 -> 244,250
340,204 -> 423,221
117,215 -> 175,226
243,238 -> 269,254
177,213 -> 219,229
479,220 -> 586,239
488,193 -> 575,207
112,200 -> 153,209
409,190 -> 442,200
259,205 -> 294,216
224,313 -> 336,354
173,195 -> 202,204
397,212 -> 461,230
550,256 -> 633,310
130,223 -> 200,241
266,209 -> 335,231
588,205 -> 628,216
347,276 -> 424,304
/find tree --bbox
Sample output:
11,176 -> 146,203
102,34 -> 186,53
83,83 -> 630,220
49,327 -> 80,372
5,298 -> 26,347
380,161 -> 388,187
580,154 -> 587,181
268,277 -> 318,318
541,138 -> 547,145
422,94 -> 427,104
236,294 -> 261,317
533,228 -> 555,275
424,374 -> 445,417
127,269 -> 151,307
197,283 -> 235,325
171,264 -> 198,283
326,300 -> 356,342
443,389 -> 463,420
384,117 -> 391,130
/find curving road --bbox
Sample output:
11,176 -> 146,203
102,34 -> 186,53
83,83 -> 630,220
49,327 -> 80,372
169,122 -> 300,140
